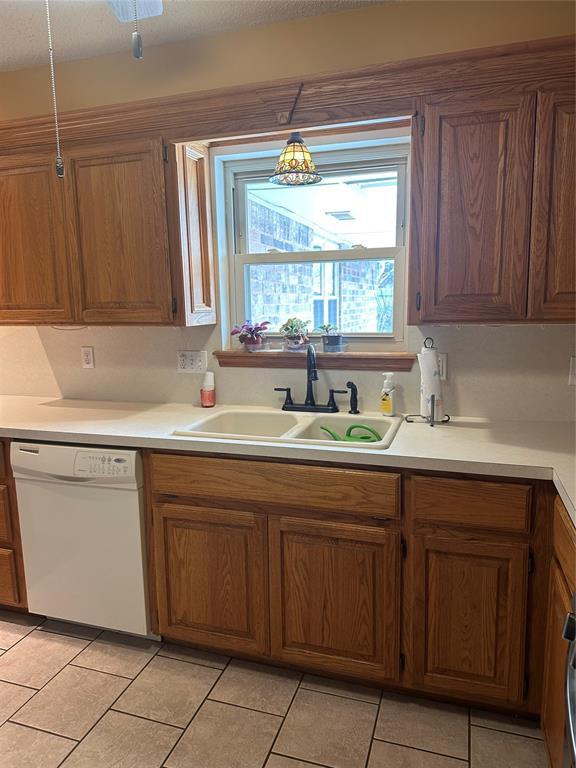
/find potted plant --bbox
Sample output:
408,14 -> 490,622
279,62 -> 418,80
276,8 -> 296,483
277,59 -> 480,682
280,317 -> 310,351
317,323 -> 346,352
231,320 -> 270,352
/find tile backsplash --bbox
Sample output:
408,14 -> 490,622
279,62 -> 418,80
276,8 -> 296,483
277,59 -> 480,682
1,323 -> 574,422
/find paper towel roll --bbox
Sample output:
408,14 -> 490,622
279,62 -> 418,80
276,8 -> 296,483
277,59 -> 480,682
418,343 -> 445,421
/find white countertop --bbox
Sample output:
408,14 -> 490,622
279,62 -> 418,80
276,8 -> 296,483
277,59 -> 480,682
1,396 -> 574,524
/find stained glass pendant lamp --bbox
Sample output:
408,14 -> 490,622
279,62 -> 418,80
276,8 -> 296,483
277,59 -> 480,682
269,132 -> 322,186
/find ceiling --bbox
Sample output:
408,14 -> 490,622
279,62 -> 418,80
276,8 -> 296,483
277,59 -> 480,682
0,0 -> 380,72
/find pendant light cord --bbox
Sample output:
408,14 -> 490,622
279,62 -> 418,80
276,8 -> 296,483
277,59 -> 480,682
133,0 -> 139,35
45,0 -> 64,177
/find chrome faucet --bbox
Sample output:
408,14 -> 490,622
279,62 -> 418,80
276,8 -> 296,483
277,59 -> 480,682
274,343 -> 349,413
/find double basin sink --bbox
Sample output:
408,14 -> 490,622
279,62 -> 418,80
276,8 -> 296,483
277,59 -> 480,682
173,407 -> 402,450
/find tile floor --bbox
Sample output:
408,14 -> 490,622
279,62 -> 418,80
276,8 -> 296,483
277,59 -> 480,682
0,609 -> 550,768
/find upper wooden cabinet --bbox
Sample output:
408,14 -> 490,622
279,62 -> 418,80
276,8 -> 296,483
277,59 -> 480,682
416,90 -> 536,322
528,89 -> 576,322
409,84 -> 575,324
64,139 -> 174,324
0,153 -> 75,324
0,138 -> 217,325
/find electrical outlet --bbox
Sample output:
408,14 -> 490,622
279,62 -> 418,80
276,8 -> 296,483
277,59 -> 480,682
437,353 -> 447,381
176,350 -> 208,373
569,356 -> 576,386
80,346 -> 95,369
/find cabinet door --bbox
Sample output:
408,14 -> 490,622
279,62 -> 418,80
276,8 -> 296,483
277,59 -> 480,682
528,89 -> 576,321
412,535 -> 528,702
0,548 -> 19,607
419,91 -> 535,322
65,138 -> 174,323
0,154 -> 75,323
269,516 -> 401,681
153,503 -> 269,655
542,560 -> 572,768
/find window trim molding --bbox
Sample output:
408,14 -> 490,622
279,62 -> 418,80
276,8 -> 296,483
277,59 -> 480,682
218,141 -> 410,342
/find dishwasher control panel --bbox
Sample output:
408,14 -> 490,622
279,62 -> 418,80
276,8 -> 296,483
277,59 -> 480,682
74,451 -> 133,477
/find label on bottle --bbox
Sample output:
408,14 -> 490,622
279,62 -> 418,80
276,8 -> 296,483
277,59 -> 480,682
380,392 -> 392,415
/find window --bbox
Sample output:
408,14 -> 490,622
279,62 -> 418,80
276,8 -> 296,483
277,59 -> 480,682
220,139 -> 409,338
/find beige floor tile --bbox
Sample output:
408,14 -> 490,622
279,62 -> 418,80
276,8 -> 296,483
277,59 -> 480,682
113,655 -> 220,727
61,710 -> 180,768
0,630 -> 89,688
209,659 -> 300,715
267,756 -> 326,767
471,725 -> 548,768
369,740 -> 468,767
12,664 -> 129,740
470,709 -> 543,739
39,619 -> 102,641
301,673 -> 381,704
71,630 -> 160,678
0,681 -> 35,725
275,689 -> 378,768
0,610 -> 43,650
166,699 -> 281,768
375,693 -> 468,760
159,642 -> 230,669
0,722 -> 75,768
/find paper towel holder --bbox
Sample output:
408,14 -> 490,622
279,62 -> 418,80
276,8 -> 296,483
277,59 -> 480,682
405,394 -> 451,427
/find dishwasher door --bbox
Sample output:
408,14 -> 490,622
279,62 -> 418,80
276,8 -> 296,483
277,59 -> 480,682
564,599 -> 576,767
11,442 -> 150,636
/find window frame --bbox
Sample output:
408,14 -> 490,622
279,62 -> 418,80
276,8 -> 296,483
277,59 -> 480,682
222,142 -> 410,340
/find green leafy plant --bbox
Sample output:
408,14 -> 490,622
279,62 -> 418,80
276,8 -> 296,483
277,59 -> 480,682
279,317 -> 310,341
316,323 -> 339,335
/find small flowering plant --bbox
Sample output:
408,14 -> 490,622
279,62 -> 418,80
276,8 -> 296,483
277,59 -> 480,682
231,320 -> 270,348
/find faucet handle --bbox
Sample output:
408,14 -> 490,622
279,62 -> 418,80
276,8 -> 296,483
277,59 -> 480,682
274,387 -> 294,408
327,389 -> 347,410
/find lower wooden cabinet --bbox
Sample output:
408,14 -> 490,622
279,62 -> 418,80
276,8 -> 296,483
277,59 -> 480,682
153,503 -> 269,655
0,548 -> 19,606
542,560 -> 572,768
411,535 -> 529,703
269,516 -> 401,682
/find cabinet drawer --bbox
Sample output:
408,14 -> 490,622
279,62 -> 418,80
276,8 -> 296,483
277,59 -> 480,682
553,496 -> 576,592
0,486 -> 11,544
0,548 -> 19,606
411,476 -> 531,532
151,454 -> 400,519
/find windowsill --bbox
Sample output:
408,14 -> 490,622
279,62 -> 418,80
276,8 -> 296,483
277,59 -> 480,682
213,349 -> 416,371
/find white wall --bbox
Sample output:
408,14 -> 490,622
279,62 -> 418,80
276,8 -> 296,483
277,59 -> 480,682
1,323 -> 574,422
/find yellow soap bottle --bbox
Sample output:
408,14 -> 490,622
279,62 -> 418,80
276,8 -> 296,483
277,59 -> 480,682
380,372 -> 396,416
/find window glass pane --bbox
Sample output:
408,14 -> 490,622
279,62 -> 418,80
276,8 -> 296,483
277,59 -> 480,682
245,259 -> 395,334
245,167 -> 399,253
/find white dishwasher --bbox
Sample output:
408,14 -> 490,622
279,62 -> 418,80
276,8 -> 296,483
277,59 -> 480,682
11,442 -> 151,636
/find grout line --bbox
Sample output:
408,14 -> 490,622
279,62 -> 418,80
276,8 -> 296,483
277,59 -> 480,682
161,655 -> 233,767
372,737 -> 468,763
363,686 -> 384,768
269,753 -> 337,768
205,697 -> 285,719
299,684 -> 381,707
109,706 -> 185,731
5,719 -> 81,742
470,723 -> 544,742
259,670 -> 304,768
68,662 -> 135,680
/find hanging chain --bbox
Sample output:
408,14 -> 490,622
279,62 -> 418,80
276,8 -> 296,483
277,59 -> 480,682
132,0 -> 143,59
45,0 -> 64,177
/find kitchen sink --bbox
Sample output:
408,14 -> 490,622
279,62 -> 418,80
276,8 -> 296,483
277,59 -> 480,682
173,408 -> 300,440
173,407 -> 401,449
283,413 -> 402,449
